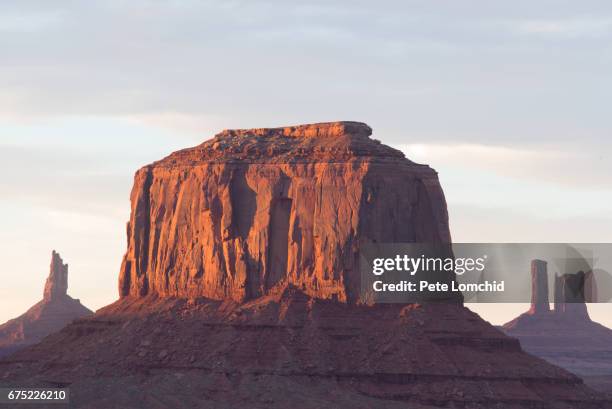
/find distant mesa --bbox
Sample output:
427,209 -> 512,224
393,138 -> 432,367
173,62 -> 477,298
0,251 -> 93,358
503,259 -> 612,393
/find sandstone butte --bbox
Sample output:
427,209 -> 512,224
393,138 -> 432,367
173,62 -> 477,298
1,122 -> 611,409
503,259 -> 612,393
118,121 -> 452,303
0,251 -> 93,358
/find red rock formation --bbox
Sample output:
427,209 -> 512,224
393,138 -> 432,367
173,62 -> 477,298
503,263 -> 612,394
553,271 -> 591,320
529,259 -> 550,314
2,124 -> 610,408
43,250 -> 68,300
118,122 -> 451,303
2,291 -> 610,408
0,251 -> 93,357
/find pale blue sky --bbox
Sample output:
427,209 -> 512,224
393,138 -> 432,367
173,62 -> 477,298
1,1 -> 611,326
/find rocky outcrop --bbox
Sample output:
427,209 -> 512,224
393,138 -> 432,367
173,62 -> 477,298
529,259 -> 550,314
118,122 -> 451,303
2,124 -> 611,408
0,251 -> 93,357
2,291 -> 610,408
505,261 -> 595,326
503,261 -> 612,393
553,271 -> 591,320
43,250 -> 68,300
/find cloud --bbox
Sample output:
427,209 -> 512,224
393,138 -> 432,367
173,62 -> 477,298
403,142 -> 562,165
0,8 -> 63,33
0,0 -> 610,148
122,112 -> 229,137
0,143 -> 131,219
396,142 -> 612,235
515,17 -> 612,38
46,209 -> 121,235
449,204 -> 612,243
398,143 -> 612,190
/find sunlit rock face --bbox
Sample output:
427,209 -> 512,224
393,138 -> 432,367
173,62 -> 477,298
118,121 -> 451,303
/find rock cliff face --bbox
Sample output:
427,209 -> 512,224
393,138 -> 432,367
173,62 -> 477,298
0,251 -> 93,358
119,122 -> 451,303
552,271 -> 591,320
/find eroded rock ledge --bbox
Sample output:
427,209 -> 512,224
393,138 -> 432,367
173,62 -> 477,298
3,291 -> 609,409
152,121 -> 405,165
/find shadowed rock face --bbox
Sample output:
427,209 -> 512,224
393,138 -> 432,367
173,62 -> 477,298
118,121 -> 451,303
503,262 -> 612,393
43,250 -> 68,300
553,271 -> 591,319
0,251 -> 93,357
529,259 -> 550,314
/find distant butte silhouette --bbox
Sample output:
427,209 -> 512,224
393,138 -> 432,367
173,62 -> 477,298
503,259 -> 612,394
1,122 -> 611,408
0,250 -> 93,358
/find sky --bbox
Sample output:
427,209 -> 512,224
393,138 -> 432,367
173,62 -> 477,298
1,0 -> 611,327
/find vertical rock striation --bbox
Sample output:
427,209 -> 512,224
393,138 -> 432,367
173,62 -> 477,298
529,259 -> 550,314
118,122 -> 451,303
553,270 -> 591,320
43,250 -> 68,301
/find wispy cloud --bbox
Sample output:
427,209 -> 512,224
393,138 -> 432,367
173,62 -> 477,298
122,112 -> 228,137
0,1 -> 610,149
399,143 -> 612,190
515,17 -> 612,38
0,9 -> 64,33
